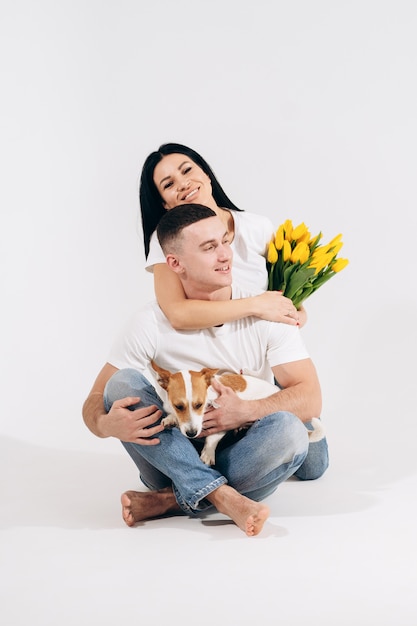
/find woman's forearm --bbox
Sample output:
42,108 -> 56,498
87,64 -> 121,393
154,263 -> 303,330
160,296 -> 265,330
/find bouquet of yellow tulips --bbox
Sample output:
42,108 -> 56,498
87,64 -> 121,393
267,219 -> 349,309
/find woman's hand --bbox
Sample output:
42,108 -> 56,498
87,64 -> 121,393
252,291 -> 300,325
296,304 -> 307,328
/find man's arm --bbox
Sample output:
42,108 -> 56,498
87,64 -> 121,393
269,358 -> 322,421
82,363 -> 164,444
82,363 -> 118,437
203,358 -> 322,434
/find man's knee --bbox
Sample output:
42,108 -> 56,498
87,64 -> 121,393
284,412 -> 311,461
294,437 -> 329,481
104,368 -> 149,407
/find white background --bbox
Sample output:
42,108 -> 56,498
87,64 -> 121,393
1,1 -> 416,625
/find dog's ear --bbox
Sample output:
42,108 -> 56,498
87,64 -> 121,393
200,368 -> 219,385
150,360 -> 171,389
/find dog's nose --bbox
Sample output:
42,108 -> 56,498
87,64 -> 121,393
185,428 -> 198,438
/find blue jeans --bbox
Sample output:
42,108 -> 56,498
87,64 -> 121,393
293,421 -> 329,481
104,369 -> 319,515
273,377 -> 329,480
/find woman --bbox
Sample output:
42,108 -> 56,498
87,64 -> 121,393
139,142 -> 307,330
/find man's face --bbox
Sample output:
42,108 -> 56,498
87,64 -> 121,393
168,216 -> 233,297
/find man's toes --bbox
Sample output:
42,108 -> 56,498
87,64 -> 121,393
122,508 -> 135,526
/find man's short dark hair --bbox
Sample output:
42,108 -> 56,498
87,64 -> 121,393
157,204 -> 217,254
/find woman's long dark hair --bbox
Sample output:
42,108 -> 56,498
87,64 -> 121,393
139,142 -> 243,258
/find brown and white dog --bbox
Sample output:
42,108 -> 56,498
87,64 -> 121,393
150,360 -> 325,466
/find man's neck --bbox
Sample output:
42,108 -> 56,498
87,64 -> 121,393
183,285 -> 232,302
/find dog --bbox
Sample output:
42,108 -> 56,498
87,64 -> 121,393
150,360 -> 325,466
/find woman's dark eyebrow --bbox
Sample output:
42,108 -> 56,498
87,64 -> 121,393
158,161 -> 191,187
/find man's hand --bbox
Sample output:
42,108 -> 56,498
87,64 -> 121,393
202,379 -> 252,435
99,396 -> 164,444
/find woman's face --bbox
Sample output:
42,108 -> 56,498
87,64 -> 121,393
153,153 -> 215,210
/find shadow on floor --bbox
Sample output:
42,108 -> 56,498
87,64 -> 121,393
2,426 -> 416,531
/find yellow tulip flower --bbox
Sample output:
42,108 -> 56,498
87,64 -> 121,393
329,241 -> 343,256
267,241 -> 278,264
291,222 -> 308,241
319,241 -> 343,256
274,225 -> 284,250
327,233 -> 343,248
298,229 -> 311,244
283,219 -> 293,241
332,258 -> 349,272
309,252 -> 334,273
310,246 -> 327,261
290,242 -> 310,264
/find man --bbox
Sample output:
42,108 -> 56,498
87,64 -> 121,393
82,204 -> 327,536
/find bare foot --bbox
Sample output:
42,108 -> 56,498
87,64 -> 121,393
121,487 -> 181,527
121,485 -> 269,536
207,485 -> 270,536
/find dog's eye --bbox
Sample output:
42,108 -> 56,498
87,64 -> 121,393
194,403 -> 203,410
174,404 -> 185,412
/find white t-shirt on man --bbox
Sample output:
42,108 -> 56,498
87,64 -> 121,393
107,285 -> 309,387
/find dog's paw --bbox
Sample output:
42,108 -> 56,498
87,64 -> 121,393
162,415 -> 177,428
200,449 -> 215,466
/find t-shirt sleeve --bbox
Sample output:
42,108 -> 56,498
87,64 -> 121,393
266,323 -> 310,368
237,212 -> 275,258
253,213 -> 275,258
107,307 -> 157,371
